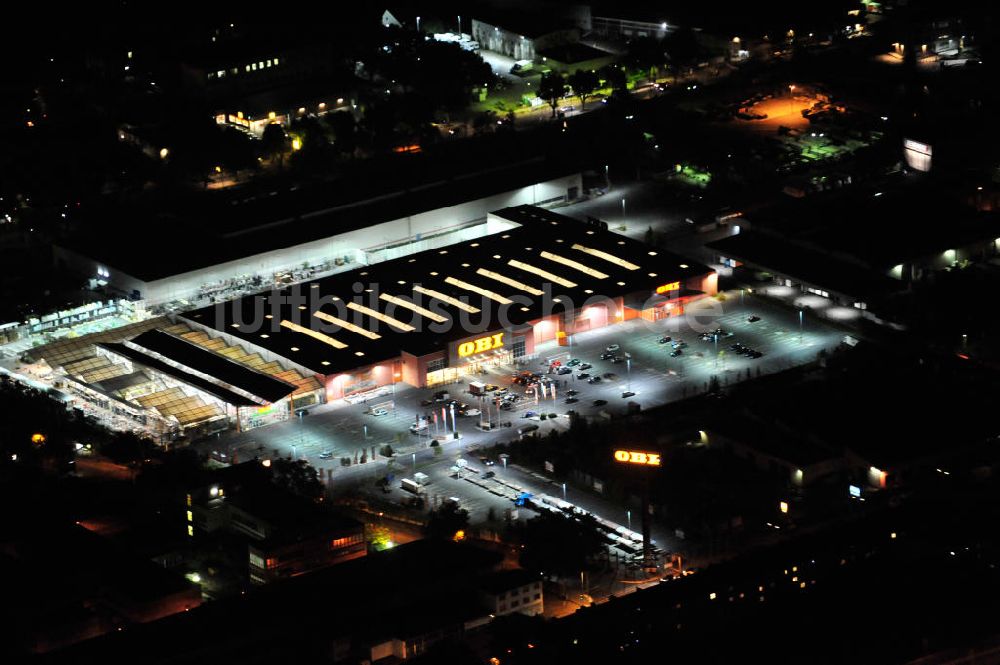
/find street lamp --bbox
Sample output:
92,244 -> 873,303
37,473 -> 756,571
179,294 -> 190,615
798,309 -> 803,343
605,164 -> 610,190
621,197 -> 626,225
412,452 -> 416,471
562,483 -> 567,500
625,353 -> 632,392
416,15 -> 421,32
627,509 -> 632,531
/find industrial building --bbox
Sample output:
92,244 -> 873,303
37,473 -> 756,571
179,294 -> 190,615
55,166 -> 582,306
32,205 -> 714,438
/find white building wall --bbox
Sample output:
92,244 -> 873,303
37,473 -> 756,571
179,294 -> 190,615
58,173 -> 581,306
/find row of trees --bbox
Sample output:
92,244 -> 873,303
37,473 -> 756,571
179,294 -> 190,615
537,68 -> 615,117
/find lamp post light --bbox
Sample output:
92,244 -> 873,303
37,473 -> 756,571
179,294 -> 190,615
798,309 -> 803,343
627,509 -> 632,531
412,452 -> 416,472
416,15 -> 421,32
621,197 -> 626,225
605,164 -> 610,190
626,353 -> 632,392
562,483 -> 567,500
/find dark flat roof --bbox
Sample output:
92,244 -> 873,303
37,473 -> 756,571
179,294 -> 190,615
709,232 -> 900,299
181,206 -> 713,375
538,42 -> 613,64
127,329 -> 296,403
745,183 -> 1000,268
61,146 -> 580,282
478,568 -> 540,594
99,342 -> 261,407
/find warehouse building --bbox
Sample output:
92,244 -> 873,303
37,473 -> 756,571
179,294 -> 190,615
55,164 -> 583,306
180,205 -> 716,401
31,206 -> 713,437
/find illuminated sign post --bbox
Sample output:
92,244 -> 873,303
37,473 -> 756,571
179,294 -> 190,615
457,332 -> 504,358
613,449 -> 662,466
613,449 -> 661,567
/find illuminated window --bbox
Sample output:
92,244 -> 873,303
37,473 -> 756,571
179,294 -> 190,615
346,302 -> 415,332
413,285 -> 480,313
380,293 -> 448,323
476,268 -> 544,296
186,510 -> 193,522
187,525 -> 194,537
280,319 -> 348,349
507,260 -> 577,288
314,311 -> 381,339
571,244 -> 640,270
444,276 -> 513,304
538,251 -> 608,279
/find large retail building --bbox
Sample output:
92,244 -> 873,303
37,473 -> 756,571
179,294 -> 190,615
31,206 -> 714,437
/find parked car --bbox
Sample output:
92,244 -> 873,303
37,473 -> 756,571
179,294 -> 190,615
603,373 -> 618,380
578,373 -> 591,380
600,351 -> 615,360
318,451 -> 333,460
557,366 -> 573,375
658,336 -> 672,344
480,457 -> 495,466
588,376 -> 603,384
579,363 -> 592,370
523,411 -> 538,418
565,397 -> 579,404
670,349 -> 683,357
481,471 -> 496,479
747,314 -> 761,322
370,408 -> 388,416
567,358 -> 582,366
593,399 -> 608,406
566,389 -> 579,396
611,356 -> 624,363
484,384 -> 499,391
606,344 -> 621,352
463,408 -> 482,417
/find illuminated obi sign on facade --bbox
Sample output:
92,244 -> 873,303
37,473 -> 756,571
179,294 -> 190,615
614,449 -> 662,466
655,281 -> 681,295
457,332 -> 504,358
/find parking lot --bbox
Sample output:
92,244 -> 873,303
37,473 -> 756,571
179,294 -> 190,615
201,290 -> 843,491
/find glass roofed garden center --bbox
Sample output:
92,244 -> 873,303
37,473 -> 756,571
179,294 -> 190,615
179,205 -> 717,404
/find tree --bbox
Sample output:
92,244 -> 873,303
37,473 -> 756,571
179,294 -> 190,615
270,458 -> 324,501
664,26 -> 700,69
537,72 -> 568,118
324,111 -> 357,156
472,110 -> 497,134
567,69 -> 600,110
598,64 -> 627,93
517,512 -> 605,576
627,37 -> 668,80
260,123 -> 289,165
426,501 -> 470,539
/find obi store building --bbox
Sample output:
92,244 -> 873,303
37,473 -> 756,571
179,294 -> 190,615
179,206 -> 717,402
